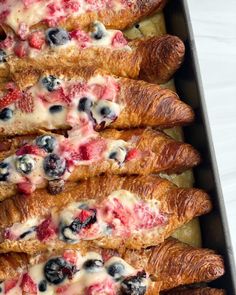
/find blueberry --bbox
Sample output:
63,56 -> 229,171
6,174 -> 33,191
49,105 -> 64,114
60,225 -> 76,243
109,151 -> 117,160
121,271 -> 147,295
19,228 -> 35,239
38,280 -> 47,292
91,22 -> 106,40
46,28 -> 70,46
100,106 -> 112,117
107,262 -> 125,281
16,155 -> 35,175
36,135 -> 56,153
71,209 -> 97,232
43,154 -> 66,179
0,162 -> 9,181
108,147 -> 127,164
41,75 -> 61,92
78,97 -> 93,112
0,49 -> 6,63
0,108 -> 13,121
44,258 -> 74,285
83,259 -> 103,273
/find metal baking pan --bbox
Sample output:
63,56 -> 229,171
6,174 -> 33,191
164,1 -> 236,293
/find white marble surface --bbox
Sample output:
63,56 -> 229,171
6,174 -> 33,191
187,0 -> 236,260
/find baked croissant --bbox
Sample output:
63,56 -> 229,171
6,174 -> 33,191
0,174 -> 212,254
2,25 -> 185,83
163,287 -> 226,295
0,128 -> 200,199
0,65 -> 193,136
0,0 -> 166,38
0,238 -> 225,294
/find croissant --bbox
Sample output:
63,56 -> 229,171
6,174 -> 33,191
0,65 -> 193,136
0,174 -> 212,254
0,0 -> 166,38
0,238 -> 225,294
0,128 -> 200,200
2,25 -> 184,83
163,287 -> 226,295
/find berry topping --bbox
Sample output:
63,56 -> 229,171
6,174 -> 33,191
85,279 -> 116,295
4,279 -> 18,293
83,259 -> 103,273
43,154 -> 66,179
46,28 -> 70,46
17,181 -> 35,195
69,29 -> 90,47
0,88 -> 22,109
44,258 -> 74,285
78,97 -> 93,112
120,271 -> 147,295
0,49 -> 6,63
47,179 -> 65,195
38,280 -> 47,292
0,161 -> 9,181
107,262 -> 125,281
13,41 -> 28,58
16,144 -> 42,156
0,107 -> 13,121
16,92 -> 34,113
112,31 -> 128,48
62,250 -> 77,265
49,105 -> 64,113
78,138 -> 107,161
20,273 -> 37,294
91,22 -> 106,40
36,218 -> 56,241
125,148 -> 139,162
41,75 -> 61,92
36,135 -> 56,153
28,31 -> 45,49
15,154 -> 35,175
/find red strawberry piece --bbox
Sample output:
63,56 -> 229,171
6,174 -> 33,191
16,144 -> 43,156
125,148 -> 139,162
48,87 -> 71,104
85,280 -> 116,295
56,285 -> 70,294
28,31 -> 45,49
14,41 -> 28,57
0,88 -> 23,109
36,217 -> 57,241
76,209 -> 94,222
4,278 -> 18,293
90,79 -> 119,101
20,273 -> 37,294
78,138 -> 107,161
0,10 -> 9,22
62,0 -> 80,11
112,31 -> 128,48
16,91 -> 34,113
63,250 -> 77,265
17,181 -> 35,195
69,29 -> 90,47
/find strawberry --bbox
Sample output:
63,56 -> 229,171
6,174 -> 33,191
28,31 -> 45,49
14,41 -> 29,57
62,0 -> 80,12
112,31 -> 128,48
17,181 -> 35,195
56,285 -> 70,294
0,10 -> 9,22
36,217 -> 57,241
20,273 -> 37,294
63,250 -> 77,265
16,144 -> 43,156
125,148 -> 139,162
16,92 -> 34,113
90,78 -> 119,101
69,30 -> 90,47
78,138 -> 107,161
4,279 -> 18,293
0,88 -> 22,109
85,280 -> 116,295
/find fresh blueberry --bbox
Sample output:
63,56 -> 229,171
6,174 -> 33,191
0,49 -> 6,63
107,262 -> 125,281
36,135 -> 56,153
16,155 -> 35,175
49,105 -> 64,114
120,271 -> 147,295
91,22 -> 106,40
100,106 -> 112,117
70,209 -> 97,233
38,280 -> 47,292
46,28 -> 70,46
43,154 -> 66,179
44,257 -> 74,285
108,147 -> 127,164
109,151 -> 118,160
19,228 -> 35,239
0,108 -> 13,121
41,75 -> 61,92
60,225 -> 76,243
83,259 -> 103,273
78,97 -> 93,112
0,162 -> 9,181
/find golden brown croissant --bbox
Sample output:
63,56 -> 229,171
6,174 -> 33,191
0,238 -> 224,294
0,174 -> 212,254
0,65 -> 193,136
163,287 -> 226,295
0,128 -> 200,200
4,31 -> 184,83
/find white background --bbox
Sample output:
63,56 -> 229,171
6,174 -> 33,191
187,0 -> 236,260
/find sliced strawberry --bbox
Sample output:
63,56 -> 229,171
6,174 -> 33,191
56,285 -> 70,294
90,78 -> 119,101
69,29 -> 90,48
125,148 -> 139,162
76,209 -> 94,222
4,278 -> 18,293
62,0 -> 80,12
63,250 -> 77,265
14,41 -> 28,57
66,82 -> 88,99
85,279 -> 116,295
16,91 -> 34,113
36,217 -> 57,241
49,87 -> 71,104
28,31 -> 45,49
16,144 -> 44,156
78,138 -> 107,161
20,273 -> 37,294
17,181 -> 35,195
0,88 -> 23,109
112,31 -> 128,48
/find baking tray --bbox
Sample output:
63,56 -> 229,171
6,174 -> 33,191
164,0 -> 236,293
